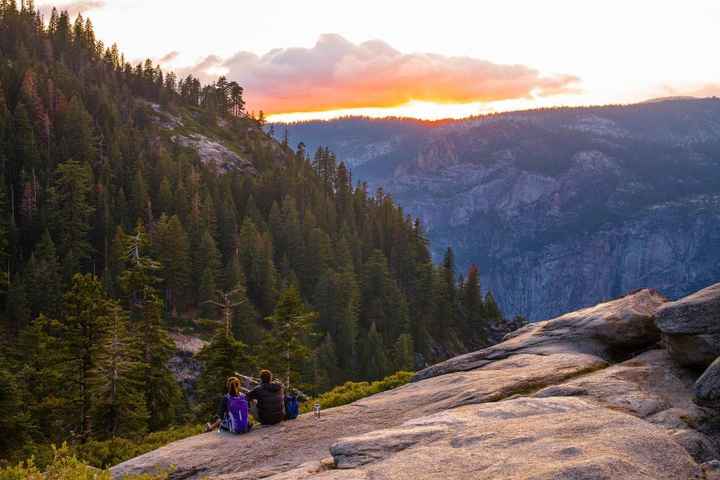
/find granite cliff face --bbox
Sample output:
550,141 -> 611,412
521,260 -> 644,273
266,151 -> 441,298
281,98 -> 720,320
112,283 -> 720,480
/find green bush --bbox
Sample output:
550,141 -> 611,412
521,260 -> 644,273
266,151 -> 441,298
0,444 -> 168,480
302,371 -> 413,413
75,424 -> 203,469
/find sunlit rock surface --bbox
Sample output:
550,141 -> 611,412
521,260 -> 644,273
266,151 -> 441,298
112,284 -> 720,480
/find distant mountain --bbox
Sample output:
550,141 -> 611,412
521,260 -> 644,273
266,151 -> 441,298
278,98 -> 720,320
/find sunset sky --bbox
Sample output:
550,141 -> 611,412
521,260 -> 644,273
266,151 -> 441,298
38,0 -> 720,121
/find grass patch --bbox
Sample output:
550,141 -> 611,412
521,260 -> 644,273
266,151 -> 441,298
302,371 -> 413,413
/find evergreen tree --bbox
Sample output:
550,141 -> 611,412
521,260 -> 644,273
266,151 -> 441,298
198,266 -> 218,318
90,303 -> 149,438
314,334 -> 341,392
15,314 -> 70,446
256,232 -> 278,315
131,166 -> 148,222
154,214 -> 190,315
13,102 -> 41,176
224,275 -> 262,346
484,291 -> 503,332
117,223 -> 180,430
56,96 -> 96,166
217,185 -> 238,262
411,261 -> 434,361
49,159 -> 95,277
223,251 -> 244,291
393,333 -> 415,372
361,250 -> 407,342
57,273 -> 113,441
195,332 -> 248,419
6,275 -> 30,336
138,293 -> 181,430
280,195 -> 304,281
360,323 -> 388,381
0,363 -> 31,458
258,286 -> 317,390
24,229 -> 62,318
432,247 -> 458,343
461,264 -> 485,348
157,177 -> 174,215
194,229 -> 221,309
0,177 -> 9,296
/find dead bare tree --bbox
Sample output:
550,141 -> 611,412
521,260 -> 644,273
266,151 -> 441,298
201,288 -> 246,336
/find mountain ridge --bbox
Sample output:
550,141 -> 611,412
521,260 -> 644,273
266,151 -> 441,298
279,97 -> 720,320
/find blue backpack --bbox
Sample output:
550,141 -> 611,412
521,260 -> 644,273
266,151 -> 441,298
223,394 -> 250,433
285,395 -> 300,420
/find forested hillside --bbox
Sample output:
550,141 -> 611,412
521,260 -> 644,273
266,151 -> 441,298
0,1 -> 513,467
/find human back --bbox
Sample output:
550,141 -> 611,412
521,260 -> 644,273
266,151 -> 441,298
247,369 -> 285,425
224,388 -> 250,433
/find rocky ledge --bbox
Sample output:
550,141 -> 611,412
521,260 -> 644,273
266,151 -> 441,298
112,283 -> 720,480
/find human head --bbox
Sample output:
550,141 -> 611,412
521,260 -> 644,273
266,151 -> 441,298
227,376 -> 241,396
260,369 -> 272,384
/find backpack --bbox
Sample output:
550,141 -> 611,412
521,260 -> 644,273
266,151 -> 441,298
224,394 -> 250,433
284,395 -> 300,420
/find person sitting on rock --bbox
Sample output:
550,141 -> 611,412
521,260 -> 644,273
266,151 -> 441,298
205,376 -> 252,434
247,369 -> 285,425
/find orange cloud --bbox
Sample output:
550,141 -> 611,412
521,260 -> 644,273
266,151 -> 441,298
185,34 -> 580,115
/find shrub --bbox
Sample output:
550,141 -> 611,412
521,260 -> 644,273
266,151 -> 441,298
302,371 -> 413,412
0,444 -> 168,480
75,424 -> 203,468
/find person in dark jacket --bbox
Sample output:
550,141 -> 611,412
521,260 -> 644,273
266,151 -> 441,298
247,369 -> 285,425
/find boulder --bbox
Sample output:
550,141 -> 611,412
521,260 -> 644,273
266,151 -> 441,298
414,288 -> 665,381
172,133 -> 256,175
534,349 -> 699,420
663,333 -> 720,369
655,283 -> 720,368
695,356 -> 720,407
656,283 -> 720,335
331,425 -> 448,469
384,352 -> 608,413
531,348 -> 720,463
670,429 -> 720,464
328,397 -> 704,480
